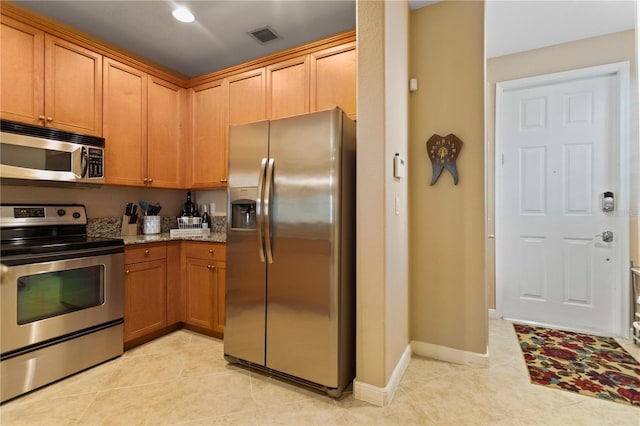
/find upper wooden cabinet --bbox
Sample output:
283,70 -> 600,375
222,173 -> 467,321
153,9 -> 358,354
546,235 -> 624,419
190,79 -> 228,188
188,68 -> 266,188
0,16 -> 44,126
228,68 -> 266,125
45,35 -> 103,135
310,42 -> 356,120
103,59 -> 183,188
0,17 -> 102,135
147,76 -> 184,188
103,58 -> 148,186
266,56 -> 310,119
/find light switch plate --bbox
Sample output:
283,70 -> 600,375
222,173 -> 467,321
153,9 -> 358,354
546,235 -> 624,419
393,154 -> 406,179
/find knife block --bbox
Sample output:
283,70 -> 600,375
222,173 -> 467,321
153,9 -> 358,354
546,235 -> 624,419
120,215 -> 137,236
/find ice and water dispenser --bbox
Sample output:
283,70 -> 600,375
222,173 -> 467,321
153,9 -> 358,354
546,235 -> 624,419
230,187 -> 257,230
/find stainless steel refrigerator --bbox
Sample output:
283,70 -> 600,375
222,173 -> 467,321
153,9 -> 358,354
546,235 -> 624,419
224,108 -> 355,397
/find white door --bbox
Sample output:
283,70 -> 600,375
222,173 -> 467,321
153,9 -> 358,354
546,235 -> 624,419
496,64 -> 628,336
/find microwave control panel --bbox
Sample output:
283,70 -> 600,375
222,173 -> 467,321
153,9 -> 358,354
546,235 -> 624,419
87,148 -> 104,178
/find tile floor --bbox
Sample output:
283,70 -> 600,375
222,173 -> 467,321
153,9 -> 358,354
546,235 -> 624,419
1,320 -> 639,425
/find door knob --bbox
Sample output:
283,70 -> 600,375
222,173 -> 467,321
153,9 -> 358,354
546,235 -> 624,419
601,231 -> 613,242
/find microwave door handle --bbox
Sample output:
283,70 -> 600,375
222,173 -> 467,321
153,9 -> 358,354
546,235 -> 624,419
256,158 -> 268,263
80,146 -> 88,178
264,158 -> 275,264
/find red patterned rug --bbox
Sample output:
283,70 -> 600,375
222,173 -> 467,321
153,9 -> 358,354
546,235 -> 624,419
513,323 -> 640,407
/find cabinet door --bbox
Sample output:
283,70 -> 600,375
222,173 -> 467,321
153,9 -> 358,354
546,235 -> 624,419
228,68 -> 266,125
310,43 -> 356,120
190,80 -> 228,188
103,58 -> 148,187
124,259 -> 167,342
266,56 -> 309,119
185,257 -> 216,330
147,76 -> 183,188
45,35 -> 103,135
185,256 -> 225,333
0,17 -> 44,125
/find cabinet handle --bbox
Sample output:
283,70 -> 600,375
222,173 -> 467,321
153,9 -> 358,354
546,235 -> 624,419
144,249 -> 150,255
46,117 -> 53,122
208,249 -> 214,254
38,115 -> 45,121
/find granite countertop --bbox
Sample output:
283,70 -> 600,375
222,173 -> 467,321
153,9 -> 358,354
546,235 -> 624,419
121,231 -> 226,245
87,215 -> 227,245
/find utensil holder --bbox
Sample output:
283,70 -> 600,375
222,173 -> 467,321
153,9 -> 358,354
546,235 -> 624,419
143,216 -> 161,235
121,215 -> 137,236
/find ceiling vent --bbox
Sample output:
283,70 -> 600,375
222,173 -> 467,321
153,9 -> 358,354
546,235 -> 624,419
249,26 -> 280,44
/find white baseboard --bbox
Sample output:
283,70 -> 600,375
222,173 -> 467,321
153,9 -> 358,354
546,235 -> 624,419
410,340 -> 489,368
488,308 -> 497,319
353,344 -> 411,407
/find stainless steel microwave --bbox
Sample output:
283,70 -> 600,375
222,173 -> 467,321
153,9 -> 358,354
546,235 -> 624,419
0,120 -> 105,184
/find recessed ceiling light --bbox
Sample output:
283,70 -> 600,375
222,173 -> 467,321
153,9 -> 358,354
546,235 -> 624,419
172,6 -> 195,23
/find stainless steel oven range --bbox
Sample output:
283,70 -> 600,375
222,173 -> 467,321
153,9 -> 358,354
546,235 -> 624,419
0,204 -> 124,402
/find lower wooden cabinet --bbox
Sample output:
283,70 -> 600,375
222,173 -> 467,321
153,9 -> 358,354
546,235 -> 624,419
184,242 -> 226,334
123,243 -> 168,343
123,241 -> 226,346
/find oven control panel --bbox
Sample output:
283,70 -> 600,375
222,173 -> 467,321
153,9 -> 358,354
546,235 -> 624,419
0,204 -> 87,227
13,207 -> 45,218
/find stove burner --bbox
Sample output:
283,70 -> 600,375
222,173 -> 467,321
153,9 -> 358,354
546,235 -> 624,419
1,235 -> 124,257
1,204 -> 124,258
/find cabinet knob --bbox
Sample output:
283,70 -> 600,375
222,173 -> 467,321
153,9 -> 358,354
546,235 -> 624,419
207,264 -> 215,269
148,178 -> 153,183
46,117 -> 53,122
208,249 -> 214,254
220,178 -> 228,183
143,178 -> 148,183
144,249 -> 150,255
125,270 -> 130,274
38,115 -> 45,121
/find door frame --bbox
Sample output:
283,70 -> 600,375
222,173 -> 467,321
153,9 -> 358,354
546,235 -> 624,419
493,61 -> 631,337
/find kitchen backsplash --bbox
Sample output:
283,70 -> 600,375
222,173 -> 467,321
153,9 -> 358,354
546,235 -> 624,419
88,215 -> 227,237
1,185 -> 228,218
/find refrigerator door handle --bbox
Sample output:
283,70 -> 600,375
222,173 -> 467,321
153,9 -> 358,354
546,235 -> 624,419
256,157 -> 268,262
264,158 -> 275,264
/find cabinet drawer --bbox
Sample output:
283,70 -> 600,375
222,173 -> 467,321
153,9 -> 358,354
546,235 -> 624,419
184,242 -> 226,261
124,243 -> 167,264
